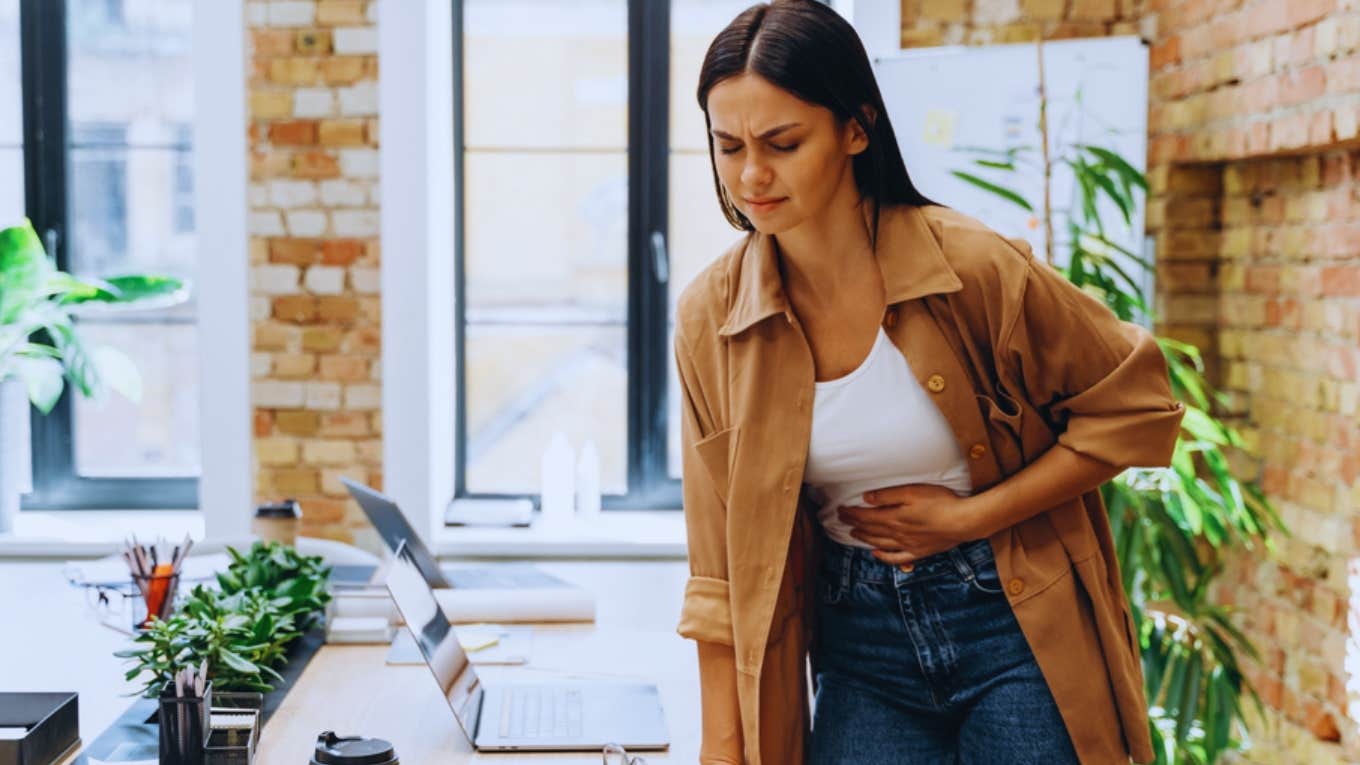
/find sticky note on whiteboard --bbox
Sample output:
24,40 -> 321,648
922,108 -> 958,148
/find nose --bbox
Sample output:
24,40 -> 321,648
740,154 -> 772,190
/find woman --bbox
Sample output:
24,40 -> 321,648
673,2 -> 1185,764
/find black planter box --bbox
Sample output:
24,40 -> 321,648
0,693 -> 79,765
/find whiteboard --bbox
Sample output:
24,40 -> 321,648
872,36 -> 1153,311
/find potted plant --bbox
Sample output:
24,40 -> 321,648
0,218 -> 188,529
947,39 -> 1285,765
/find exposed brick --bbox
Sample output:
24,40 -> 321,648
317,296 -> 360,323
253,322 -> 296,352
298,497 -> 348,523
306,381 -> 343,410
303,440 -> 357,465
319,411 -> 371,437
275,410 -> 322,437
301,327 -> 344,353
266,468 -> 318,495
250,90 -> 293,119
268,119 -> 318,145
295,29 -> 333,55
273,295 -> 319,323
270,238 -> 319,265
269,57 -> 320,86
291,151 -> 342,179
256,438 -> 299,466
320,239 -> 365,265
319,57 -> 366,85
254,380 -> 306,408
318,118 -> 367,146
252,29 -> 295,57
316,0 -> 367,26
254,410 -> 274,438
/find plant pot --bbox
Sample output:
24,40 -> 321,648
0,378 -> 33,534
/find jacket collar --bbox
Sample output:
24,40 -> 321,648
717,203 -> 963,337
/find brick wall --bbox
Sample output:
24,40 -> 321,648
903,0 -> 1360,762
1142,0 -> 1360,761
246,0 -> 382,545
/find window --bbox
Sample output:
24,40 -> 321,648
18,0 -> 198,509
0,1 -> 20,224
453,0 -> 754,509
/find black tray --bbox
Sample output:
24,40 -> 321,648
0,692 -> 80,765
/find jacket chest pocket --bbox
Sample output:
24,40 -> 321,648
976,388 -> 1025,474
693,425 -> 738,501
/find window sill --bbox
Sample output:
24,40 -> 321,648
0,510 -> 203,558
433,510 -> 688,560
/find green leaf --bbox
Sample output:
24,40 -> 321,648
0,219 -> 53,325
218,651 -> 260,675
62,274 -> 186,306
16,354 -> 63,413
948,170 -> 1034,212
91,345 -> 143,403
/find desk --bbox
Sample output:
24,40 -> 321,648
0,560 -> 701,763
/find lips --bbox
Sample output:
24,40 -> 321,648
745,197 -> 787,213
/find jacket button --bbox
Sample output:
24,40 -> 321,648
926,374 -> 946,393
883,310 -> 898,328
1007,578 -> 1025,595
969,443 -> 987,459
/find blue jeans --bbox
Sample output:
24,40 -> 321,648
810,537 -> 1080,764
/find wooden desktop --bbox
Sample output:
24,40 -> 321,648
1,558 -> 700,764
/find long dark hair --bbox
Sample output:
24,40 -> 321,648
696,0 -> 941,243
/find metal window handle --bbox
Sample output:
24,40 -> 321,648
43,227 -> 59,264
650,231 -> 668,285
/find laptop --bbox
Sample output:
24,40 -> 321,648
341,477 -> 455,587
383,540 -> 670,751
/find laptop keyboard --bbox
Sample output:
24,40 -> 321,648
499,686 -> 585,739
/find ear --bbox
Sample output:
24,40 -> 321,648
845,104 -> 876,156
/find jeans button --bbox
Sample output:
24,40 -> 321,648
898,563 -> 914,573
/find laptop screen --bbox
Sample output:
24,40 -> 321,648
342,477 -> 451,588
384,540 -> 483,737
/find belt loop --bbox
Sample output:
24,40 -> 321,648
840,547 -> 854,590
948,545 -> 975,583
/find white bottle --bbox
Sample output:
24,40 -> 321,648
539,431 -> 575,525
576,439 -> 601,520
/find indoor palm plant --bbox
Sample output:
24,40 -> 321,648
0,217 -> 188,527
948,40 -> 1286,765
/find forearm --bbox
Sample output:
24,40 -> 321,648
964,443 -> 1124,539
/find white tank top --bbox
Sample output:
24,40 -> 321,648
803,326 -> 974,549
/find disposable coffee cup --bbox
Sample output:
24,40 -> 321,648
252,499 -> 302,546
310,731 -> 398,765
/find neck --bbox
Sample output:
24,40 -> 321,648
774,184 -> 878,310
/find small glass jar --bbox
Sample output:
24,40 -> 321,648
251,499 -> 302,546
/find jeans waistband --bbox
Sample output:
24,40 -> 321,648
820,536 -> 994,586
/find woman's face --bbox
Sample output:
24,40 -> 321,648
705,72 -> 869,234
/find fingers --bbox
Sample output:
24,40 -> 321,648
849,530 -> 899,549
871,548 -> 917,566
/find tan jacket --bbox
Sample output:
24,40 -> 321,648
672,203 -> 1186,765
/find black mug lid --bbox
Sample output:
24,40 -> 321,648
311,731 -> 397,765
255,499 -> 301,519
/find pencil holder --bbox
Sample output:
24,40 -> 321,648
159,680 -> 212,765
132,571 -> 181,630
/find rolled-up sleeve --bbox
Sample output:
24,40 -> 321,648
673,323 -> 735,644
1001,242 -> 1185,469
674,321 -> 746,764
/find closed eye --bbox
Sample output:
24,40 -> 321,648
718,143 -> 799,155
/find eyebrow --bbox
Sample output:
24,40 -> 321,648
710,122 -> 802,141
